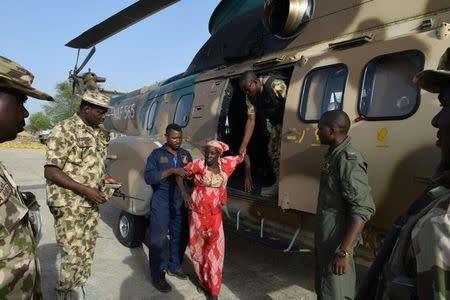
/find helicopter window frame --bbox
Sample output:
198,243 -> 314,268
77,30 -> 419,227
298,63 -> 348,123
146,100 -> 158,131
358,49 -> 425,121
173,93 -> 195,128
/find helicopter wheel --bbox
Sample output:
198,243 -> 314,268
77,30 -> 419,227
116,211 -> 147,248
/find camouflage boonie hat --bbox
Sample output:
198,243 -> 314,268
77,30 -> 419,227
0,56 -> 53,100
414,48 -> 450,93
82,90 -> 110,108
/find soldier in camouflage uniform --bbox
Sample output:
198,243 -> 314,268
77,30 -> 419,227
316,110 -> 375,300
44,90 -> 118,299
239,70 -> 287,196
378,48 -> 450,299
0,56 -> 53,299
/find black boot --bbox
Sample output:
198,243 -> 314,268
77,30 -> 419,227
152,276 -> 172,293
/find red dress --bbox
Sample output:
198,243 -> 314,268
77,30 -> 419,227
184,153 -> 244,296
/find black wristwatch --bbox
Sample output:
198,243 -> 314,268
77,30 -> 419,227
336,248 -> 350,258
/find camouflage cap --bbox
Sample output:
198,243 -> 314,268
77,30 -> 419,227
0,56 -> 53,100
414,48 -> 450,93
82,90 -> 110,108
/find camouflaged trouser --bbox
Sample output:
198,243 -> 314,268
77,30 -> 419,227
268,123 -> 281,180
50,205 -> 99,291
0,221 -> 42,300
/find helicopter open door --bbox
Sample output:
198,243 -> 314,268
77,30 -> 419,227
279,56 -> 333,213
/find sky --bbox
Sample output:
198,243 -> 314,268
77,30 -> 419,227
1,0 -> 221,115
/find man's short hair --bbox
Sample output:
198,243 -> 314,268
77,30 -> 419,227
320,110 -> 351,134
166,123 -> 182,134
239,70 -> 258,87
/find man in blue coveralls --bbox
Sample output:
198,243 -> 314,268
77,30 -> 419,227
144,123 -> 192,293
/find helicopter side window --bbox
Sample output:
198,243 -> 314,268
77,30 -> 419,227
146,101 -> 158,131
299,64 -> 348,123
359,50 -> 424,120
174,93 -> 194,127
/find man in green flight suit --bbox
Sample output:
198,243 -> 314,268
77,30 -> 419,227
0,55 -> 53,299
315,110 -> 376,300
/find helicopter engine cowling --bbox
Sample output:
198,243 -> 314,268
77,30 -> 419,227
262,0 -> 314,39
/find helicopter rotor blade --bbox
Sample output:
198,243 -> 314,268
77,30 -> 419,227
65,0 -> 179,49
75,46 -> 96,75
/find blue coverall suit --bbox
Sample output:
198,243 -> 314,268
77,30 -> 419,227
144,144 -> 192,281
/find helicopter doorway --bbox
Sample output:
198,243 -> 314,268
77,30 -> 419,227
217,66 -> 294,202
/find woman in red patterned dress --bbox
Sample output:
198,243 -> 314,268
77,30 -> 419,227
178,140 -> 245,300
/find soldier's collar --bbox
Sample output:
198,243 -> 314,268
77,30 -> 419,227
330,136 -> 351,155
74,113 -> 99,134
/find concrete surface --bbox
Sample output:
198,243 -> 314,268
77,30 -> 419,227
1,148 -> 320,299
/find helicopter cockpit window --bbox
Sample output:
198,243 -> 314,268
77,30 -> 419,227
174,93 -> 194,127
146,101 -> 158,130
299,64 -> 348,123
359,50 -> 424,120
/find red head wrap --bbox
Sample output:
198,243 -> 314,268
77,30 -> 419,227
205,140 -> 229,154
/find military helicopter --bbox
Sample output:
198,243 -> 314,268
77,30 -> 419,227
67,0 -> 450,259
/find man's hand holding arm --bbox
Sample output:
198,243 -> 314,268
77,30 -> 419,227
144,151 -> 186,184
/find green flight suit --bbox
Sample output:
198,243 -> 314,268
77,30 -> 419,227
315,137 -> 375,300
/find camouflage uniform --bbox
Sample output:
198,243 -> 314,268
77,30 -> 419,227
246,76 -> 287,179
382,173 -> 450,299
45,91 -> 111,293
315,137 -> 375,300
0,56 -> 52,299
0,163 -> 42,300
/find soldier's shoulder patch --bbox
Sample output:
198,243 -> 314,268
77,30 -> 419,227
159,156 -> 169,164
345,151 -> 357,160
0,176 -> 13,205
321,161 -> 331,175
